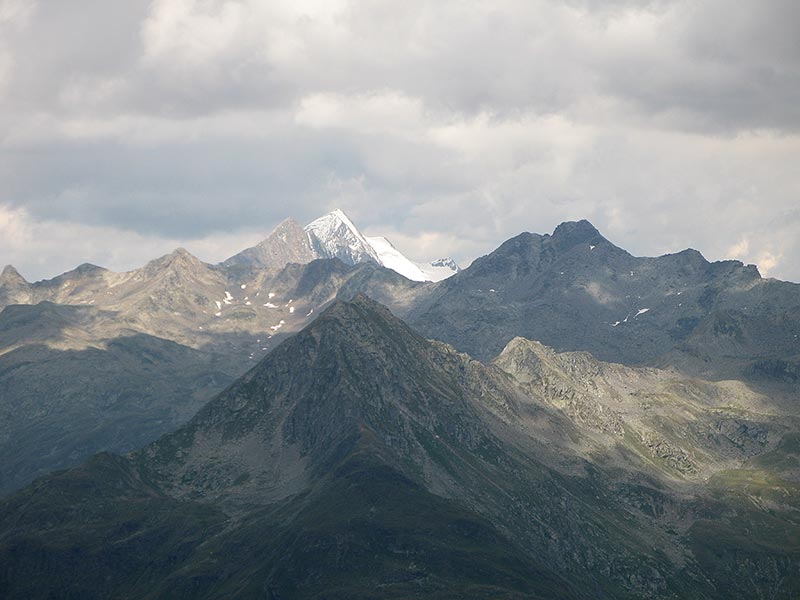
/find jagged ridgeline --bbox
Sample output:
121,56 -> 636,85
1,215 -> 799,598
1,295 -> 799,599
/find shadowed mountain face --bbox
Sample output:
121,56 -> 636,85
408,220 -> 800,381
0,253 -> 422,493
1,217 -> 799,498
1,296 -> 798,599
0,303 -> 238,494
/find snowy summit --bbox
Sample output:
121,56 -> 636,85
304,209 -> 459,282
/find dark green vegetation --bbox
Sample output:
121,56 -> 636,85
1,296 -> 799,598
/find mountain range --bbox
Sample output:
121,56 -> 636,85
0,212 -> 798,598
1,295 -> 798,598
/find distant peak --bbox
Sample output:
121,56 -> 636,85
164,248 -> 201,265
304,209 -> 381,265
497,336 -> 551,359
664,248 -> 709,265
145,247 -> 203,273
306,208 -> 360,236
551,220 -> 601,245
69,263 -> 108,276
430,257 -> 460,272
330,208 -> 356,227
262,217 -> 313,248
261,217 -> 306,239
1,264 -> 27,285
277,216 -> 299,227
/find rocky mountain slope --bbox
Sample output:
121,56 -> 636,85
220,218 -> 319,284
408,220 -> 800,382
0,254 -> 422,494
0,302 -> 237,493
1,296 -> 797,599
0,215 -> 798,498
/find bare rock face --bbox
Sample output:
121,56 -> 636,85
408,220 -> 800,384
0,265 -> 30,306
221,218 -> 319,282
493,335 -> 788,481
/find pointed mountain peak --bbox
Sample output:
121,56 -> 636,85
143,247 -> 204,275
264,217 -> 305,243
50,263 -> 108,283
322,292 -> 390,321
1,264 -> 28,285
166,247 -> 201,264
304,209 -> 381,266
221,217 -> 317,276
496,336 -> 554,365
73,263 -> 107,274
305,208 -> 362,238
495,336 -> 601,388
328,208 -> 360,233
297,293 -> 402,341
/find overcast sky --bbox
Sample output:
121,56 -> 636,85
1,0 -> 799,282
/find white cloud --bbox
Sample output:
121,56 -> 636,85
0,204 -> 265,280
0,0 -> 799,282
0,0 -> 36,26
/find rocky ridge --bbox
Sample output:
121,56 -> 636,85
1,296 -> 798,598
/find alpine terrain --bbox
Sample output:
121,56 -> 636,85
0,295 -> 798,599
0,217 -> 798,599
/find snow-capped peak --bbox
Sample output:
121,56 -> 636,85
365,236 -> 430,281
304,209 -> 381,266
423,257 -> 460,281
430,257 -> 460,273
365,238 -> 460,282
303,209 -> 459,282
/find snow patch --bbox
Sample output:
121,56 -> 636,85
365,236 -> 431,281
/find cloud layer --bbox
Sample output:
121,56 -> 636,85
1,0 -> 799,281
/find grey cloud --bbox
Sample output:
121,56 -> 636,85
0,0 -> 799,282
